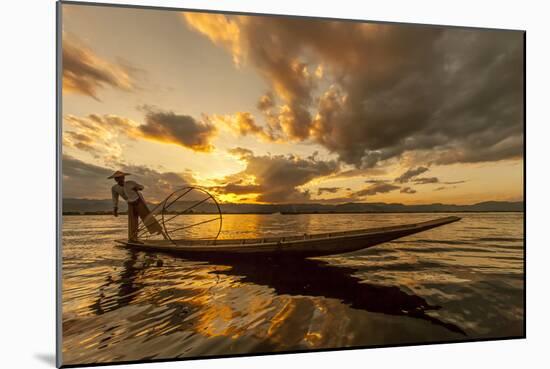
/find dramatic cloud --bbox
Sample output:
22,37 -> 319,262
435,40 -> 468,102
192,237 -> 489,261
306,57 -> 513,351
227,147 -> 254,158
413,177 -> 440,185
62,155 -> 193,201
330,167 -> 387,179
400,187 -> 417,194
64,108 -> 217,157
140,106 -> 217,152
209,112 -> 276,141
63,114 -> 139,160
317,187 -> 341,195
395,166 -> 429,183
257,93 -> 275,111
62,35 -> 134,100
365,179 -> 390,184
210,182 -> 262,195
63,131 -> 96,152
62,155 -> 114,199
183,14 -> 524,168
353,183 -> 400,197
215,148 -> 339,202
118,163 -> 195,201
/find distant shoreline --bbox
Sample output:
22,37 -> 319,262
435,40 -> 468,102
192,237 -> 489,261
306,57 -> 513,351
62,199 -> 524,215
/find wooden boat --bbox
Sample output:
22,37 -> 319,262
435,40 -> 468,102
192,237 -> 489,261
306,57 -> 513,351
116,216 -> 460,258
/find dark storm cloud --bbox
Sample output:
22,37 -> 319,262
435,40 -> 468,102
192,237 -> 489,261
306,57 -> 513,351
62,155 -> 194,201
62,36 -> 134,100
395,166 -> 429,183
139,106 -> 217,152
400,187 -> 417,194
216,148 -> 339,203
185,15 -> 524,168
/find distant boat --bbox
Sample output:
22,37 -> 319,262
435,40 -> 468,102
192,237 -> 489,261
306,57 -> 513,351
116,216 -> 460,258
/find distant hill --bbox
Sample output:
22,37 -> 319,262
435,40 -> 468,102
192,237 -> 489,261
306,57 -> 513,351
62,198 -> 524,215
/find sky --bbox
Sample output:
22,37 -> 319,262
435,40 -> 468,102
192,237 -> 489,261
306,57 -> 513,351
61,3 -> 524,205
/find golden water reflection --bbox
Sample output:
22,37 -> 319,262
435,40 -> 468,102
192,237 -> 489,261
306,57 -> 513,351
62,212 -> 524,365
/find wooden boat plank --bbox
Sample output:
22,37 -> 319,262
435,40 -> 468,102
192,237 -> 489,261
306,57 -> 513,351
115,216 -> 460,258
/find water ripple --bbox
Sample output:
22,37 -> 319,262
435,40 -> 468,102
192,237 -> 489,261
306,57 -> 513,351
61,212 -> 524,365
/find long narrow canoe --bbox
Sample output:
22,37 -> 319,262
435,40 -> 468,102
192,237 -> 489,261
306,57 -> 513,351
116,216 -> 460,258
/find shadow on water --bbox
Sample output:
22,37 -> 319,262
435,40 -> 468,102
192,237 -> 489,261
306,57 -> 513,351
91,250 -> 144,315
199,255 -> 466,336
93,249 -> 465,336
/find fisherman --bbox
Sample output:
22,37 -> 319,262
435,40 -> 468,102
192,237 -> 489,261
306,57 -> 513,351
109,171 -> 163,242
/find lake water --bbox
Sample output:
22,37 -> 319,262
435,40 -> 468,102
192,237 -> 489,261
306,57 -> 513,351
61,212 -> 524,365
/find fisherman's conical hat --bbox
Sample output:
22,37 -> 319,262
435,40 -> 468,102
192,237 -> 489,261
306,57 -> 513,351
107,170 -> 131,179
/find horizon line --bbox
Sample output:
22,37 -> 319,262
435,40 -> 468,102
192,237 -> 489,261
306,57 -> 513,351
62,198 -> 524,207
